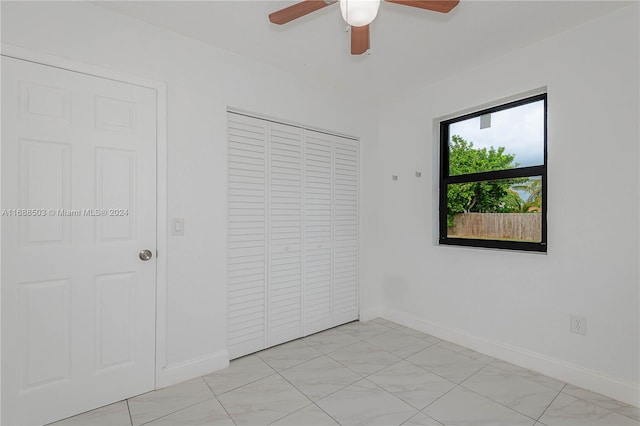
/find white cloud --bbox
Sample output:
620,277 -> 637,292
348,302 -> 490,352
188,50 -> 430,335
449,100 -> 544,168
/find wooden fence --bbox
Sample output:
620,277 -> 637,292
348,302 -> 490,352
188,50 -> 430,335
449,213 -> 541,242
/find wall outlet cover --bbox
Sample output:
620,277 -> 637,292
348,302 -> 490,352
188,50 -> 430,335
570,315 -> 587,336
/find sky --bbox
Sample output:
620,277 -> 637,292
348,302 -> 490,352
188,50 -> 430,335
449,99 -> 544,169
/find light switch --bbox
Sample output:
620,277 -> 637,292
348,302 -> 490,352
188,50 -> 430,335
172,218 -> 185,236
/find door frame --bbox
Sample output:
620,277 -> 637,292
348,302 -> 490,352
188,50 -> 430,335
0,44 -> 170,405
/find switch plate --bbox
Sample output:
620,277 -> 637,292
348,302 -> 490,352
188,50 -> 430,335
172,218 -> 185,236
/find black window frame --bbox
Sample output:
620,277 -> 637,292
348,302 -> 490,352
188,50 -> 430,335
439,93 -> 548,252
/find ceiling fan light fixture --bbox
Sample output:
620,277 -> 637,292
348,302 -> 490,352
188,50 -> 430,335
268,0 -> 459,55
339,0 -> 381,27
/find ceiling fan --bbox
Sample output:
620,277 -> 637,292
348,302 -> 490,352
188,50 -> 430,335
268,0 -> 459,55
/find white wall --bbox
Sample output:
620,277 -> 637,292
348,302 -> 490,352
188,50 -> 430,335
375,4 -> 639,405
1,1 -> 380,385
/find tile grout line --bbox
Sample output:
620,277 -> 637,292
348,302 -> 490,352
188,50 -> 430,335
433,341 -> 496,364
358,375 -> 425,416
304,340 -> 361,355
339,324 -> 393,341
263,401 -> 314,426
136,396 -> 217,426
210,354 -> 281,397
276,354 -> 362,399
535,383 -> 567,423
256,341 -> 327,373
455,380 -> 552,424
212,371 -> 280,398
361,331 -> 440,360
450,357 -> 559,424
260,353 -> 326,374
484,360 -> 568,393
267,366 -> 336,425
308,401 -> 343,426
312,377 -> 404,426
126,399 -> 134,426
133,378 -> 218,426
324,350 -> 399,379
421,380 -> 550,425
399,411 -> 445,426
322,351 -> 373,379
401,353 -> 487,389
418,382 -> 464,415
558,387 -> 640,422
202,374 -> 238,426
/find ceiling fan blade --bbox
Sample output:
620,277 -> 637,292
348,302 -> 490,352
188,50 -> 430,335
384,0 -> 459,13
351,25 -> 370,55
269,0 -> 335,25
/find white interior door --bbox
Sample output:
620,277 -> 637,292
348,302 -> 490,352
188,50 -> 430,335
303,130 -> 333,335
227,113 -> 267,359
1,56 -> 157,426
333,137 -> 359,325
267,122 -> 303,347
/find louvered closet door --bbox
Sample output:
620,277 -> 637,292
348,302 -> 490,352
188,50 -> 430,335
227,114 -> 267,359
228,112 -> 359,359
268,123 -> 303,346
303,130 -> 334,335
333,137 -> 359,325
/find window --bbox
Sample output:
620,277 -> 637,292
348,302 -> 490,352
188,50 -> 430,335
439,94 -> 547,252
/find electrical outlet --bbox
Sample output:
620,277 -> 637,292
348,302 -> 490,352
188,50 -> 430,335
570,315 -> 587,336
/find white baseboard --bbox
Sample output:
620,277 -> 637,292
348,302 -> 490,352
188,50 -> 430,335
380,307 -> 640,408
156,351 -> 229,389
359,306 -> 380,322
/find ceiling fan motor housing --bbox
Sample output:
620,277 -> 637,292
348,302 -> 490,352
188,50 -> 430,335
339,0 -> 381,27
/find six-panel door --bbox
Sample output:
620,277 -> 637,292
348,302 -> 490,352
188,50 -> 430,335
1,56 -> 157,426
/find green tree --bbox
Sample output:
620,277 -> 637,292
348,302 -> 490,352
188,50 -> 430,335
512,178 -> 542,209
447,135 -> 526,227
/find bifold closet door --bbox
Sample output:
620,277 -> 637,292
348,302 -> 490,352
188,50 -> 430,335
227,114 -> 267,359
228,112 -> 358,359
303,130 -> 333,335
333,137 -> 359,325
267,123 -> 303,347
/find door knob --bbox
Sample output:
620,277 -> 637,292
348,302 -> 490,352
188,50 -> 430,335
139,249 -> 153,261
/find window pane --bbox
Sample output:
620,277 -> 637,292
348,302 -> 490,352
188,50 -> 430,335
448,100 -> 544,176
446,176 -> 542,243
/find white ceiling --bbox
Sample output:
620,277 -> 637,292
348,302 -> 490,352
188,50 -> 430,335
95,1 -> 631,101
